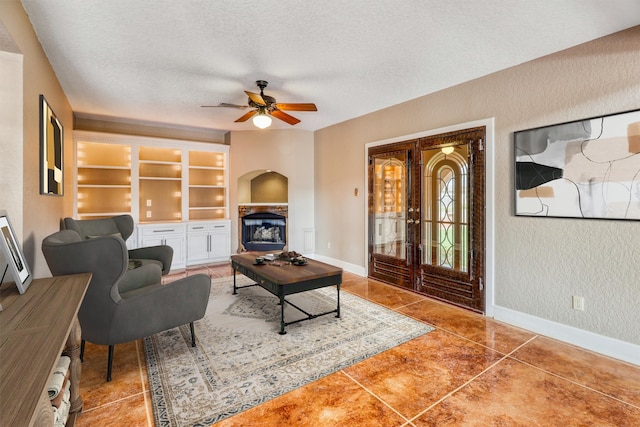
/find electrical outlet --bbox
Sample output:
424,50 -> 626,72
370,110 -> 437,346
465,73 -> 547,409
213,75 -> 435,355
572,296 -> 585,311
327,242 -> 331,249
146,199 -> 152,207
146,211 -> 152,218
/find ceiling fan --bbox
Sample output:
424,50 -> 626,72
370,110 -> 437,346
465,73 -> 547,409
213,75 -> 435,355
202,80 -> 317,128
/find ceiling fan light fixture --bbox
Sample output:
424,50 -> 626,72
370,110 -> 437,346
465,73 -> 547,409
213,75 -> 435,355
252,110 -> 272,129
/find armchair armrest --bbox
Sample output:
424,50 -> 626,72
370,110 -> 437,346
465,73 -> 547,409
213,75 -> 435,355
110,273 -> 211,344
129,245 -> 173,275
118,263 -> 163,294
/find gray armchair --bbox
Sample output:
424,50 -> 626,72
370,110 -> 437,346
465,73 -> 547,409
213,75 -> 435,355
63,215 -> 173,275
42,229 -> 210,381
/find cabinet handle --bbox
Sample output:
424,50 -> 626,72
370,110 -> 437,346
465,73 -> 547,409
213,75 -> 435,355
193,226 -> 205,230
207,235 -> 211,252
154,229 -> 175,233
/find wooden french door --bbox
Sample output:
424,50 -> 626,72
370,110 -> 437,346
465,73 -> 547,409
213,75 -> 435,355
368,127 -> 486,313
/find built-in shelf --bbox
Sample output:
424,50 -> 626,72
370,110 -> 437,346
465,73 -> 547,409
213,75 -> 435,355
76,141 -> 132,220
77,212 -> 132,218
74,132 -> 229,224
138,147 -> 183,222
188,150 -> 227,221
78,184 -> 130,188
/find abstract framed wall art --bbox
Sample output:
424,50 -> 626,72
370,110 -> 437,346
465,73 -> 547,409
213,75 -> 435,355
514,109 -> 640,220
40,94 -> 63,195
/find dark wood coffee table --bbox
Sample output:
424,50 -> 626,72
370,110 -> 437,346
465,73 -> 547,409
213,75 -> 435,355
230,254 -> 343,334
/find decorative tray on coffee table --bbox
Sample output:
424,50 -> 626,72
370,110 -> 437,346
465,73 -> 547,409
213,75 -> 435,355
278,251 -> 307,265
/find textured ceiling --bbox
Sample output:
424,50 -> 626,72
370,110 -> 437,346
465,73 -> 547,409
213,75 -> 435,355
19,0 -> 640,133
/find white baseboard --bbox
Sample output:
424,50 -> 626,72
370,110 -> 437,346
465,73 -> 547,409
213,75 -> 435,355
309,254 -> 366,277
493,305 -> 639,366
307,255 -> 639,366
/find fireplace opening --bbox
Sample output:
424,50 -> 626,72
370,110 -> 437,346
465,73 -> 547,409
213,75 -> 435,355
241,212 -> 286,251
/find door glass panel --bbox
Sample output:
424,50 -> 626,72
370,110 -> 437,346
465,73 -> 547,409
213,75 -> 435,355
422,144 -> 469,272
373,156 -> 406,259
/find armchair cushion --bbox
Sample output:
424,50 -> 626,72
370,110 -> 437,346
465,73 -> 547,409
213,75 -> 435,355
128,246 -> 172,275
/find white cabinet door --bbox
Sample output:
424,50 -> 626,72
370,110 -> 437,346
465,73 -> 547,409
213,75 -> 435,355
163,234 -> 185,267
187,230 -> 210,265
138,223 -> 187,270
140,235 -> 163,247
186,221 -> 231,265
210,228 -> 230,260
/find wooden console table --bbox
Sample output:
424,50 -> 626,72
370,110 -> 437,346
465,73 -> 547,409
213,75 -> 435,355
0,273 -> 91,427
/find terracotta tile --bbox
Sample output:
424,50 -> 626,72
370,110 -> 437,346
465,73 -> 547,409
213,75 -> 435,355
512,336 -> 640,406
80,341 -> 145,410
342,278 -> 427,310
76,391 -> 151,427
145,389 -> 154,422
343,329 -> 504,419
207,263 -> 234,278
136,340 -> 149,391
162,270 -> 187,283
397,299 -> 535,354
188,267 -> 211,276
74,270 -> 638,427
413,358 -> 640,426
213,371 -> 408,427
340,273 -> 365,287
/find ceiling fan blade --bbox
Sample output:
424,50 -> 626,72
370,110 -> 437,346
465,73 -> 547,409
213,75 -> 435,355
245,91 -> 266,106
201,103 -> 248,109
235,110 -> 257,122
275,103 -> 317,111
271,109 -> 300,125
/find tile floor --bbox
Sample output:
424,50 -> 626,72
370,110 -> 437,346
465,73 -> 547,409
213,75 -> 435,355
75,264 -> 640,426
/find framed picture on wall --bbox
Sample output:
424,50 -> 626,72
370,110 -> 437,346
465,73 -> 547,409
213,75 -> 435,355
0,210 -> 32,294
40,94 -> 64,196
514,109 -> 640,220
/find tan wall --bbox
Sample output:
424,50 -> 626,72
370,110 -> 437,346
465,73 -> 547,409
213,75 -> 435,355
314,26 -> 640,345
229,129 -> 314,254
250,172 -> 288,203
0,47 -> 23,244
1,1 -> 74,277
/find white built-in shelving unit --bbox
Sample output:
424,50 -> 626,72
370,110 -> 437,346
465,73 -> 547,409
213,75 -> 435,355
73,132 -> 231,269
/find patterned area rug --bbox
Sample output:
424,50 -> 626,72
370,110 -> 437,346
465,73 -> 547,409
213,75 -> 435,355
145,275 -> 433,426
